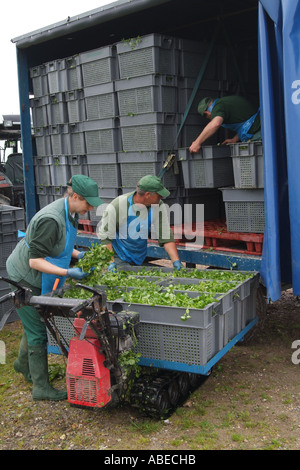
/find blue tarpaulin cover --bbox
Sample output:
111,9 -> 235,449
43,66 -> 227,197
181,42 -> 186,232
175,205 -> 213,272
259,0 -> 300,300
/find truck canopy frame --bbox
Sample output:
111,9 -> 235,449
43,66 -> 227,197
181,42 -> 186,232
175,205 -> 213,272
12,0 -> 298,301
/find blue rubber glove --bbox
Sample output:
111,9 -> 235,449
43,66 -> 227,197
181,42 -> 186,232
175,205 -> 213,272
108,262 -> 117,273
77,251 -> 86,260
173,260 -> 182,271
66,267 -> 91,280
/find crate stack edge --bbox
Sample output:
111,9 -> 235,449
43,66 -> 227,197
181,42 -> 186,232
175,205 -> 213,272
30,33 -> 261,231
0,205 -> 25,324
220,141 -> 265,233
30,54 -> 87,212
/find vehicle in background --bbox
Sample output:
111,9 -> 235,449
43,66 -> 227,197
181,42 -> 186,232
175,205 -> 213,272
0,115 -> 24,208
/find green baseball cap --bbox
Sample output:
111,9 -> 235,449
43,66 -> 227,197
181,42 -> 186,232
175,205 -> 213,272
138,175 -> 170,198
69,175 -> 103,207
197,97 -> 213,115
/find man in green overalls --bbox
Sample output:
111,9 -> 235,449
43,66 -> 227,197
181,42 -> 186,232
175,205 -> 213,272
6,175 -> 103,401
189,95 -> 261,154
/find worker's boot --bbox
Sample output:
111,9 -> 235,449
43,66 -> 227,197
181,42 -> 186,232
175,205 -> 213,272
13,334 -> 32,383
28,344 -> 67,401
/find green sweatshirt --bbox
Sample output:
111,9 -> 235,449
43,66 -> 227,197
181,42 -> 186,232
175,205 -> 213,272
6,197 -> 78,289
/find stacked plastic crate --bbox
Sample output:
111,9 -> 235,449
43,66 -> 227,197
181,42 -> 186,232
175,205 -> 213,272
30,55 -> 88,210
0,205 -> 25,324
175,40 -> 234,222
114,34 -> 233,214
80,45 -> 122,225
220,141 -> 264,233
115,34 -> 181,200
30,34 -> 257,231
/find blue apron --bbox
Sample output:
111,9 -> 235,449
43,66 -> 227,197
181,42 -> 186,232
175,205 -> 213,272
112,194 -> 152,265
41,197 -> 77,294
208,99 -> 260,142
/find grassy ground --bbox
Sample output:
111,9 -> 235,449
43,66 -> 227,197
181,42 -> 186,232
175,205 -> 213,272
0,289 -> 300,450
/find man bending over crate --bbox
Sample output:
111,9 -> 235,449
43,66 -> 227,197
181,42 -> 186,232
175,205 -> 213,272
189,95 -> 261,154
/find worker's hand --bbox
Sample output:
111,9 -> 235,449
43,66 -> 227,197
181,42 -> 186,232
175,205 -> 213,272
66,267 -> 91,280
221,135 -> 240,145
189,141 -> 201,154
173,260 -> 182,271
77,251 -> 86,260
108,262 -> 117,273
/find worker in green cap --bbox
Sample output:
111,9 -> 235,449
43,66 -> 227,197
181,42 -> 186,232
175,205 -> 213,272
6,174 -> 103,401
98,175 -> 182,272
189,95 -> 261,154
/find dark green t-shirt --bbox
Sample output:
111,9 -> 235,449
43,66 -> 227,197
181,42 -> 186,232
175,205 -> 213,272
211,96 -> 260,134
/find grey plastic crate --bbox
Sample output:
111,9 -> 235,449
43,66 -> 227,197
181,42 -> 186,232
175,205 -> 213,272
0,204 -> 25,226
68,123 -> 87,154
178,39 -> 219,79
0,232 -> 19,244
135,313 -> 223,367
156,275 -> 256,346
107,291 -> 223,368
108,291 -> 220,329
65,89 -> 86,123
86,154 -> 121,188
221,188 -> 265,233
177,76 -> 223,114
79,45 -> 118,87
84,82 -> 118,120
48,268 -> 258,366
45,59 -> 68,94
45,57 -> 83,93
116,34 -> 179,79
84,118 -> 121,154
49,123 -> 86,155
30,95 -> 49,127
179,146 -> 233,188
120,112 -> 177,151
30,64 -> 49,97
49,124 -> 70,155
33,127 -> 52,157
85,93 -> 118,120
46,93 -> 68,125
230,141 -> 263,157
232,154 -> 264,189
118,150 -> 179,188
0,241 -> 18,269
240,277 -> 258,327
34,156 -> 52,185
36,185 -> 67,209
179,123 -> 208,149
0,205 -> 25,243
64,55 -> 83,91
115,74 -> 178,115
0,217 -> 25,237
36,185 -> 54,209
50,155 -> 71,186
230,142 -> 264,189
68,155 -> 88,177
